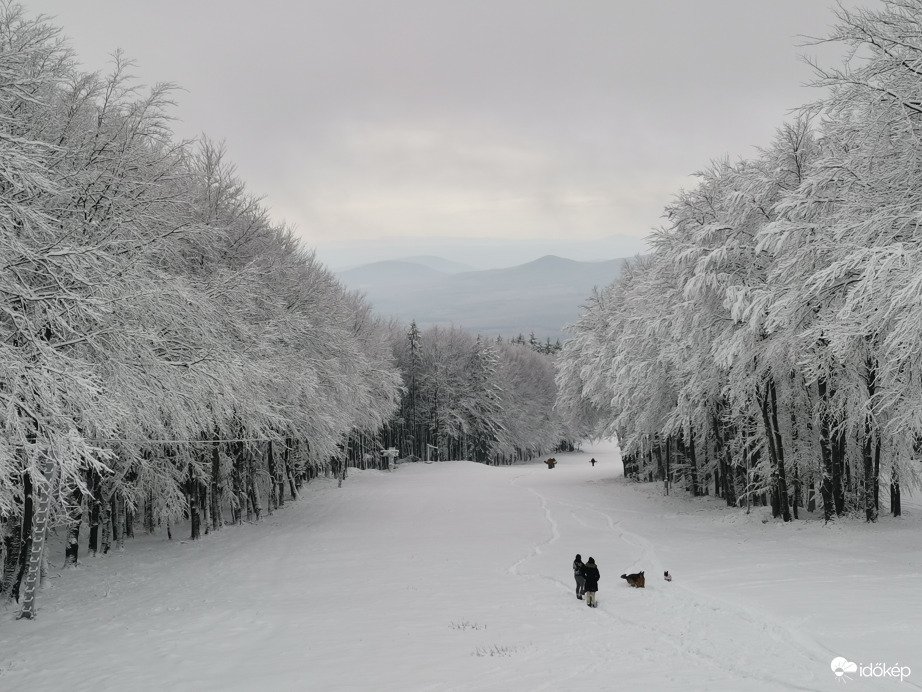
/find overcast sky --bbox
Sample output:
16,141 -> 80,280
25,0 -> 858,269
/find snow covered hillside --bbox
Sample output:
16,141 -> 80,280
2,440 -> 919,691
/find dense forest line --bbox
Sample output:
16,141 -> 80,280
556,0 -> 922,524
0,4 -> 565,620
367,322 -> 568,466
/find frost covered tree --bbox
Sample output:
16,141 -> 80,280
381,323 -> 566,464
459,336 -> 504,463
0,4 -> 403,618
795,0 -> 922,518
557,1 -> 922,520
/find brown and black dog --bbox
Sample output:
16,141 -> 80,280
621,571 -> 645,588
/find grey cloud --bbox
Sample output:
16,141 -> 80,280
28,0 -> 857,264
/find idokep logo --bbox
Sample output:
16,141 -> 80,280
831,657 -> 912,683
831,657 -> 858,680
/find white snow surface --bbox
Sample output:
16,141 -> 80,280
2,440 -> 921,691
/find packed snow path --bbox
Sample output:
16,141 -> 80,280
2,441 -> 920,690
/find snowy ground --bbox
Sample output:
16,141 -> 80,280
2,440 -> 920,691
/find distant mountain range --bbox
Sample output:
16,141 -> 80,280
336,254 -> 628,341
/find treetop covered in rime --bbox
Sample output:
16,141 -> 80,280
555,0 -> 922,524
0,3 -> 570,619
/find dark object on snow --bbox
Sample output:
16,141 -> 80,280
581,557 -> 600,607
573,554 -> 586,599
590,458 -> 597,466
664,571 -> 672,582
545,458 -> 556,469
621,571 -> 645,588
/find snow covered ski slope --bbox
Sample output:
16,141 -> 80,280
2,440 -> 920,691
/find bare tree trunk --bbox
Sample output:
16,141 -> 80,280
40,549 -> 48,590
124,501 -> 134,539
65,485 -> 83,567
285,437 -> 298,501
759,378 -> 791,522
246,449 -> 261,521
891,463 -> 901,517
88,469 -> 102,555
18,458 -> 53,620
200,483 -> 209,536
11,472 -> 34,601
664,436 -> 671,496
713,460 -> 720,498
863,356 -> 879,523
267,441 -> 278,514
2,511 -> 23,598
143,490 -> 155,534
833,429 -> 846,515
713,413 -> 736,507
275,441 -> 285,508
211,436 -> 224,531
188,471 -> 201,541
687,428 -> 700,497
112,492 -> 124,551
862,432 -> 877,522
744,443 -> 751,514
99,483 -> 112,555
278,443 -> 287,506
230,445 -> 245,525
873,436 -> 881,515
817,377 -> 837,522
787,408 -> 801,520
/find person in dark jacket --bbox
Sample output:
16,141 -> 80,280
573,554 -> 586,599
581,557 -> 600,607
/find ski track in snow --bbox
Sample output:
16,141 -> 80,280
508,468 -> 844,692
506,481 -> 560,582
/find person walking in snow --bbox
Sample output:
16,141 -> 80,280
581,557 -> 600,607
590,458 -> 597,467
573,554 -> 586,600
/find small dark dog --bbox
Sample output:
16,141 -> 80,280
621,571 -> 645,588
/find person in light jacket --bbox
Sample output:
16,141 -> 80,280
582,557 -> 600,608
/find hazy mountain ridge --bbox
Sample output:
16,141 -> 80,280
337,254 -> 628,341
338,260 -> 448,288
337,255 -> 474,275
399,255 -> 475,273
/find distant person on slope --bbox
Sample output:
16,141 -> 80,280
582,557 -> 600,608
590,458 -> 597,467
573,554 -> 586,600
